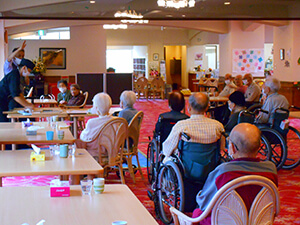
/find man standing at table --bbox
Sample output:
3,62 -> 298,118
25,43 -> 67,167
0,58 -> 35,122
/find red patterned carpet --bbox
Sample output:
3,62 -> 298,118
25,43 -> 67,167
3,98 -> 300,224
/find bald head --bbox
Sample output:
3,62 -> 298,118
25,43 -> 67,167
188,92 -> 209,114
229,123 -> 261,157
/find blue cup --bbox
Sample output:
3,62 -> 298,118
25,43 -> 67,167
46,131 -> 54,140
59,144 -> 69,158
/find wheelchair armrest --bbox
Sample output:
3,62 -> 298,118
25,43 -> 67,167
290,105 -> 300,110
181,132 -> 191,141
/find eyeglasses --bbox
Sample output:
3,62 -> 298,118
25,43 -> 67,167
227,137 -> 239,151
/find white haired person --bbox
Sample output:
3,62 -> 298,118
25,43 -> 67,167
75,92 -> 113,159
256,77 -> 289,124
118,90 -> 138,124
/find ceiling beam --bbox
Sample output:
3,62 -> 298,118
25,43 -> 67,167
259,20 -> 289,27
242,21 -> 261,31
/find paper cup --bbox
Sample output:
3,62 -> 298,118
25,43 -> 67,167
93,178 -> 105,194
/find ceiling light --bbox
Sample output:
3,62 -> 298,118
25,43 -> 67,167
114,10 -> 143,19
121,20 -> 149,24
224,1 -> 231,5
103,24 -> 128,30
157,0 -> 195,9
90,0 -> 95,3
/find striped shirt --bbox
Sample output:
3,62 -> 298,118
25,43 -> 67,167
162,114 -> 224,158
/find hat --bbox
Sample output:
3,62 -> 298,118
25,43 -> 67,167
229,91 -> 245,106
19,58 -> 35,70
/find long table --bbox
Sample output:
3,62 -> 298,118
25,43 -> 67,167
0,122 -> 75,150
0,184 -> 158,224
0,149 -> 103,186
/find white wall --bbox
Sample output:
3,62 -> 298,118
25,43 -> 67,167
0,21 -> 6,80
187,45 -> 206,72
8,25 -> 107,76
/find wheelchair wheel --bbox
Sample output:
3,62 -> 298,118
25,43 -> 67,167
260,127 -> 287,170
257,134 -> 272,161
147,139 -> 158,184
156,160 -> 184,224
282,126 -> 300,170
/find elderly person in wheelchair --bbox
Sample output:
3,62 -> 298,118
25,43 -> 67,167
162,92 -> 225,212
192,123 -> 278,225
256,77 -> 289,124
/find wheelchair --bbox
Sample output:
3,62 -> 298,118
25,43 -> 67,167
147,132 -> 221,224
238,107 -> 300,170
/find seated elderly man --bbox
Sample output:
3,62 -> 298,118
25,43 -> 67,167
66,84 -> 85,106
256,77 -> 289,124
243,73 -> 261,107
218,73 -> 236,97
155,91 -> 189,143
76,92 -> 113,159
118,90 -> 138,124
193,123 -> 278,224
234,74 -> 247,94
163,92 -> 225,212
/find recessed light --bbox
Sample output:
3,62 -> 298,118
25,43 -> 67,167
90,1 -> 95,3
182,15 -> 186,17
224,1 -> 231,5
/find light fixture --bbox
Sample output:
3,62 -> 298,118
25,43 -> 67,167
103,24 -> 128,30
90,0 -> 95,3
224,1 -> 231,5
157,0 -> 195,9
121,19 -> 149,24
114,10 -> 143,19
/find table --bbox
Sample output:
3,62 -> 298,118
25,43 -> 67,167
26,98 -> 58,107
0,149 -> 103,186
68,107 -> 122,139
5,107 -> 68,122
0,184 -> 158,225
0,122 -> 75,150
290,111 -> 300,118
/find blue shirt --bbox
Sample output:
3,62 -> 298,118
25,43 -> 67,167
118,107 -> 138,124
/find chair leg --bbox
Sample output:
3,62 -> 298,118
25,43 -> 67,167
135,153 -> 145,181
118,163 -> 126,184
126,156 -> 136,183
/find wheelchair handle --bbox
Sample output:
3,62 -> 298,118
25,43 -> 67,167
274,107 -> 289,114
290,105 -> 300,110
255,108 -> 269,114
181,132 -> 191,141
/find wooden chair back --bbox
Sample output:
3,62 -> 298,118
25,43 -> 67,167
170,175 -> 280,225
64,91 -> 89,109
135,77 -> 148,99
127,111 -> 144,154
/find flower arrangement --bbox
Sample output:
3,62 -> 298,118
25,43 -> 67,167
294,81 -> 300,88
32,58 -> 47,74
150,68 -> 159,77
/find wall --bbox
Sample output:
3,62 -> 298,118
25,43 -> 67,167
219,21 -> 265,77
8,25 -> 107,76
273,21 -> 300,82
0,20 -> 6,80
187,45 -> 206,72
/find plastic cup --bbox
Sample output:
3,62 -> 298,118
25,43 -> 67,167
46,131 -> 54,140
80,180 -> 93,195
59,144 -> 68,158
57,130 -> 64,140
93,178 -> 105,194
112,221 -> 127,225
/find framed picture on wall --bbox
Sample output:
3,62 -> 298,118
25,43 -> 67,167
280,49 -> 285,60
39,48 -> 66,69
153,53 -> 159,61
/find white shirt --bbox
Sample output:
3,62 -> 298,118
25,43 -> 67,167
219,81 -> 237,97
80,115 -> 112,142
162,114 -> 224,159
3,59 -> 15,75
245,82 -> 261,102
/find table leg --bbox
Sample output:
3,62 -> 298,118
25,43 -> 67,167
0,177 -> 2,187
73,117 -> 78,139
59,175 -> 69,181
69,175 -> 81,185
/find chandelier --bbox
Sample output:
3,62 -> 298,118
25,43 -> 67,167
157,0 -> 195,9
114,10 -> 143,19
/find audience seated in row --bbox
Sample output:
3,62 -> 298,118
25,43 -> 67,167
192,123 -> 278,225
154,91 -> 189,143
234,74 -> 247,94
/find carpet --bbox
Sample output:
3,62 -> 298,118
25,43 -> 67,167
3,99 -> 300,224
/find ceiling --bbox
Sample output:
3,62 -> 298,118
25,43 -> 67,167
1,0 -> 300,20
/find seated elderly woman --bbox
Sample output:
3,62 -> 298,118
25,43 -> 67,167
118,90 -> 138,124
75,92 -> 113,160
225,91 -> 246,133
66,84 -> 85,106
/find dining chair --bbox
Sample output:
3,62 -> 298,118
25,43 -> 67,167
170,175 -> 280,225
123,111 -> 145,183
96,117 -> 128,184
148,77 -> 165,99
135,77 -> 149,99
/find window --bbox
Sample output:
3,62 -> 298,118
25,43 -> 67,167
10,27 -> 70,40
